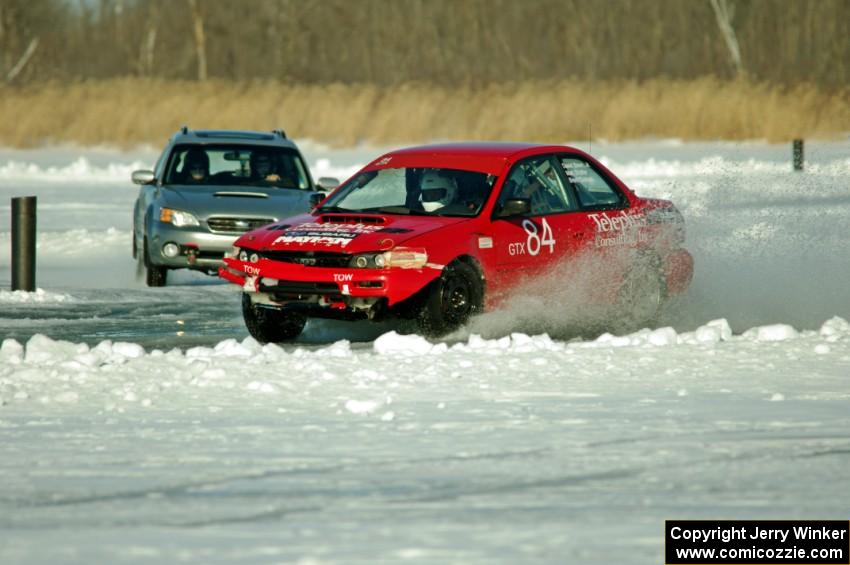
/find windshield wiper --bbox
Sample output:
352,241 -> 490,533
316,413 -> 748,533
316,205 -> 353,213
360,206 -> 433,216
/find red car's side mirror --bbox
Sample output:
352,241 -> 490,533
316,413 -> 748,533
497,198 -> 531,217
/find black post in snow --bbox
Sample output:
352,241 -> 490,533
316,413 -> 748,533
792,139 -> 804,171
11,196 -> 37,291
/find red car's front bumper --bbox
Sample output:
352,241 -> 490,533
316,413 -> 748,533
219,256 -> 442,306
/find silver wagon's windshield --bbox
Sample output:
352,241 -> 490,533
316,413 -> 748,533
319,167 -> 496,217
164,144 -> 311,189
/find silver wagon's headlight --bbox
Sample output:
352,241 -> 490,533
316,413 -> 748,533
159,207 -> 200,227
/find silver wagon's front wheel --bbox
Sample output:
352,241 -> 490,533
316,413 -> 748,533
142,238 -> 167,287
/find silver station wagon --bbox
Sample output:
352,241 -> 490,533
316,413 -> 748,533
131,128 -> 337,286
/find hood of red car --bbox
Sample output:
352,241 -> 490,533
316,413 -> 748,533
236,212 -> 467,254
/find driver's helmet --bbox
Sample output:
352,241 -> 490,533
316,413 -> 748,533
184,148 -> 209,181
419,171 -> 457,212
250,151 -> 274,178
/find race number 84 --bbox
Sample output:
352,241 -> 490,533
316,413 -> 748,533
522,218 -> 555,256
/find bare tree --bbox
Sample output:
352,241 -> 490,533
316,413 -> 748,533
709,0 -> 744,76
6,37 -> 39,83
186,0 -> 207,80
1,0 -> 849,87
139,1 -> 159,76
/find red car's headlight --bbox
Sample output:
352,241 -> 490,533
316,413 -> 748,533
349,247 -> 428,269
384,247 -> 428,269
234,248 -> 259,263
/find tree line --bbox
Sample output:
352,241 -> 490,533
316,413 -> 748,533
2,0 -> 848,87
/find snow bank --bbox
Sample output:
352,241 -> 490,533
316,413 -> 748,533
0,154 -> 361,186
374,331 -> 435,355
0,157 -> 149,183
599,155 -> 850,179
821,316 -> 850,339
0,227 -> 128,259
743,323 -> 799,342
2,317 -> 844,369
578,318 -> 735,348
310,158 -> 362,183
1,317 -> 846,410
0,288 -> 74,303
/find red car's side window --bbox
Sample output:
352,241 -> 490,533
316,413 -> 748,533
557,156 -> 628,210
495,155 -> 578,217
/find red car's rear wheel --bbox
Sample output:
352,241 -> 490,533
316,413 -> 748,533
617,256 -> 666,330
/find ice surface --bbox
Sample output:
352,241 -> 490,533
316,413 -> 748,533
0,318 -> 849,563
1,140 -> 850,563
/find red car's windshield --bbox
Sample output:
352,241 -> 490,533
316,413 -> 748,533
320,167 -> 496,217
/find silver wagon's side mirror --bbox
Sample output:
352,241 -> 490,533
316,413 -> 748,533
309,192 -> 326,209
317,177 -> 340,191
131,170 -> 156,185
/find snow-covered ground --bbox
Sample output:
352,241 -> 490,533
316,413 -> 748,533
1,140 -> 849,564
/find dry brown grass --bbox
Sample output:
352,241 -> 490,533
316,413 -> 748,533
0,78 -> 848,148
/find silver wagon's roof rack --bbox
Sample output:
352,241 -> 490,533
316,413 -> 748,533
272,129 -> 287,139
180,125 -> 189,134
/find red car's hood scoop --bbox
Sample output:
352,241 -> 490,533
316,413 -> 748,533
241,213 -> 465,254
316,213 -> 387,225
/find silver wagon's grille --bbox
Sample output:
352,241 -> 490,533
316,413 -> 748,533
207,217 -> 274,234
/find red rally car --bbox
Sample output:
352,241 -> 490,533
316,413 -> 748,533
219,143 -> 693,342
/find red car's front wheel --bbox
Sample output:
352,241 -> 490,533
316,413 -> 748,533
241,294 -> 306,343
417,261 -> 483,337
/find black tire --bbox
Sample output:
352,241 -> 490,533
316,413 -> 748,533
241,294 -> 306,343
616,255 -> 666,330
143,237 -> 167,287
417,261 -> 484,337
